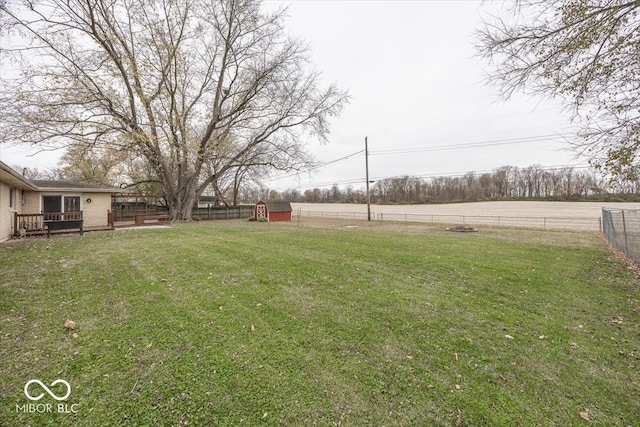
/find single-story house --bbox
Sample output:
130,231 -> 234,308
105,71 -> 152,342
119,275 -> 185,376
254,199 -> 293,222
0,160 -> 119,242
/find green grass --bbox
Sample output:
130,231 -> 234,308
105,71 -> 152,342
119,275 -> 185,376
0,220 -> 638,426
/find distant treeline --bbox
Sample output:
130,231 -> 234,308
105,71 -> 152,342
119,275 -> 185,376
262,165 -> 640,204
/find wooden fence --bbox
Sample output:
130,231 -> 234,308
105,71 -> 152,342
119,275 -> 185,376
192,205 -> 254,221
110,205 -> 254,223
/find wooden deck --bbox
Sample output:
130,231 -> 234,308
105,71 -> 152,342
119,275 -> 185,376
12,211 -> 170,239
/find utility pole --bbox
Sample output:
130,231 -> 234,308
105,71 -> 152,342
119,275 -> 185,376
365,136 -> 371,221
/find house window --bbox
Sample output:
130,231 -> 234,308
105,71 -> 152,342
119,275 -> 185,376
64,196 -> 81,212
42,195 -> 81,220
9,188 -> 14,208
43,195 -> 62,214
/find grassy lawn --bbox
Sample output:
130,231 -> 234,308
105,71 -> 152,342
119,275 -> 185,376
0,219 -> 638,426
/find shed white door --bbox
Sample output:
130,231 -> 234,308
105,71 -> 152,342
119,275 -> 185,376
256,204 -> 266,220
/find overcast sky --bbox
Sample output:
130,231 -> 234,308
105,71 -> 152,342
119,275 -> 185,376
261,0 -> 585,192
0,0 -> 586,190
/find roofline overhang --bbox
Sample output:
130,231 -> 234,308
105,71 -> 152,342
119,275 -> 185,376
0,160 -> 38,190
1,160 -> 119,192
36,186 -> 119,193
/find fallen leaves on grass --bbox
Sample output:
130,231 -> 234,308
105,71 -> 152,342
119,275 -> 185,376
504,334 -> 514,340
579,409 -> 590,421
609,316 -> 623,325
64,319 -> 76,330
601,236 -> 640,279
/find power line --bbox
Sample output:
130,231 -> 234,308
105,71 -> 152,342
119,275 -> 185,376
267,163 -> 593,192
265,149 -> 364,183
370,134 -> 576,156
262,132 -> 583,191
269,133 -> 575,185
407,164 -> 591,181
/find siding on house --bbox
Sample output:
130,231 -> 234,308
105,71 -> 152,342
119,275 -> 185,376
22,191 -> 39,214
30,191 -> 111,226
0,181 -> 18,242
83,192 -> 112,226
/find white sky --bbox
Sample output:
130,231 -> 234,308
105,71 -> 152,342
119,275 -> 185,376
262,0 -> 585,192
0,0 -> 586,190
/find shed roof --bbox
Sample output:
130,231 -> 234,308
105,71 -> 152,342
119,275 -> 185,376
258,199 -> 292,212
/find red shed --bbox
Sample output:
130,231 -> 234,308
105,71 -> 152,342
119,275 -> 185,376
254,200 -> 293,222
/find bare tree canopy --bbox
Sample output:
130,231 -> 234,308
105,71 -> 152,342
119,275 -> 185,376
478,1 -> 640,180
0,0 -> 348,220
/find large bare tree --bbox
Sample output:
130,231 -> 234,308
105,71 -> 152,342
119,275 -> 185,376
478,1 -> 640,180
0,0 -> 348,220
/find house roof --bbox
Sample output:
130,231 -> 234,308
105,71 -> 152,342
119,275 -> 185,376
258,199 -> 292,212
0,161 -> 38,190
31,180 -> 119,193
0,161 -> 119,193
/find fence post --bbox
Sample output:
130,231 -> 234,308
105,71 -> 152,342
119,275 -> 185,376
602,208 -> 616,248
622,210 -> 630,256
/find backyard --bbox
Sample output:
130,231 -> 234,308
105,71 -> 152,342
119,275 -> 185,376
0,219 -> 638,426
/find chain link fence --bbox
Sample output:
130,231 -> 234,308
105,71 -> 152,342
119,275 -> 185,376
295,209 -> 602,231
602,208 -> 640,264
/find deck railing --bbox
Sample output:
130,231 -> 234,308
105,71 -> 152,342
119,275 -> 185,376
14,211 -> 83,235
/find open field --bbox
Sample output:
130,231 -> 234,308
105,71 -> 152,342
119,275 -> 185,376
1,219 -> 639,426
292,201 -> 640,230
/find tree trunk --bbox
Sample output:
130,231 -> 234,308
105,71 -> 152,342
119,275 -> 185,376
164,172 -> 199,221
167,190 -> 197,221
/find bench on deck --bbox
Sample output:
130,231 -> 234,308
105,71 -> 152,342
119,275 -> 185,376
44,219 -> 84,238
